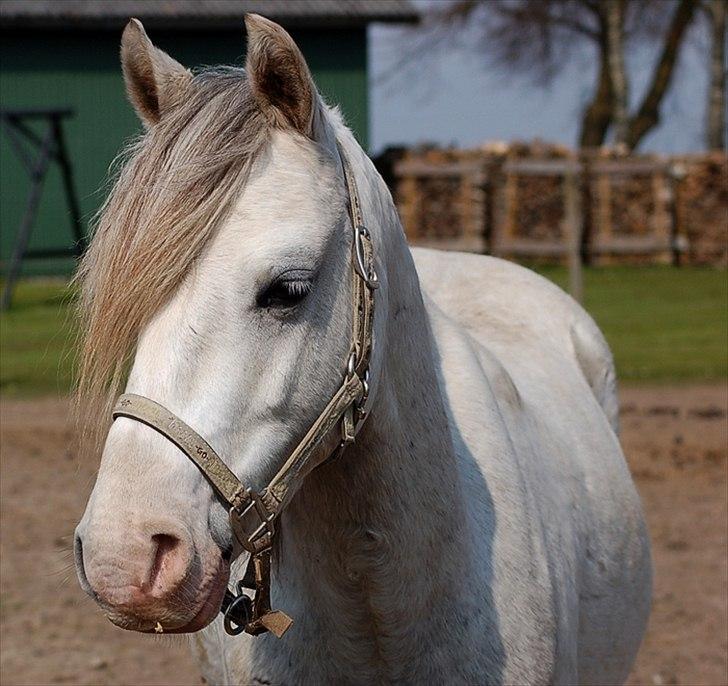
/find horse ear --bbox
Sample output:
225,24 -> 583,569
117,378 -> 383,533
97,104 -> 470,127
120,18 -> 192,126
244,14 -> 319,137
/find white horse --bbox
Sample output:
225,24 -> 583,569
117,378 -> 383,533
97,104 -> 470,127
74,15 -> 651,685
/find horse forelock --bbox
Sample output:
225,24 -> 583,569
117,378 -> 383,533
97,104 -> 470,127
75,67 -> 271,454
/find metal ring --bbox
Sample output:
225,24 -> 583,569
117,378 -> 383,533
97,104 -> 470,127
347,351 -> 357,378
360,375 -> 370,403
353,228 -> 369,281
223,593 -> 252,636
352,225 -> 378,290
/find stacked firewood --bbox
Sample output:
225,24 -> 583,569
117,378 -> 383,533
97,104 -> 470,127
375,141 -> 727,266
676,153 -> 728,265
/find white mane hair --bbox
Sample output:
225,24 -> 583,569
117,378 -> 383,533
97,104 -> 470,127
75,67 -> 270,452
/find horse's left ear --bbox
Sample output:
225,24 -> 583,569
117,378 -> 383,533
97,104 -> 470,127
244,14 -> 320,138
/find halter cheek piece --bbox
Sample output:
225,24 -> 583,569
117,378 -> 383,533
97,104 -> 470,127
111,142 -> 377,639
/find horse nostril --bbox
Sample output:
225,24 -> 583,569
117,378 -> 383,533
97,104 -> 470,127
149,533 -> 185,592
74,530 -> 93,596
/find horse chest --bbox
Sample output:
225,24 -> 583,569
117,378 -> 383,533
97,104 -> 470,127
195,569 -> 540,685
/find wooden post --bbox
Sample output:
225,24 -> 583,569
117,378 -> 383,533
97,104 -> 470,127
459,163 -> 487,253
396,170 -> 419,243
497,170 -> 518,257
0,109 -> 84,309
652,169 -> 672,264
595,172 -> 612,265
52,115 -> 85,252
459,166 -> 473,249
468,165 -> 487,253
669,162 -> 687,266
563,168 -> 584,303
0,124 -> 55,310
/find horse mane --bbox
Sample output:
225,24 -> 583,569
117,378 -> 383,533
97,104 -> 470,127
75,67 -> 270,452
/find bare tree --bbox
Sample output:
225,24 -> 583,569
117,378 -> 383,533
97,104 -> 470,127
705,0 -> 726,150
409,0 -> 699,150
606,0 -> 629,147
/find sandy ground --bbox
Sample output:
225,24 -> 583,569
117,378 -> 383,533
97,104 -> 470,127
1,386 -> 726,686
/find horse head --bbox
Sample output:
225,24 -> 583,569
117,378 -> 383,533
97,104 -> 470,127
74,14 -> 383,635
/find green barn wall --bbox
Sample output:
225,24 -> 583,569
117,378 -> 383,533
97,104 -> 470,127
0,27 -> 368,275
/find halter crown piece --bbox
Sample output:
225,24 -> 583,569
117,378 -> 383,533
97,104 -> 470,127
111,141 -> 377,639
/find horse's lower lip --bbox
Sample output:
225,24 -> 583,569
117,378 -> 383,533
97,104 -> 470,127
144,557 -> 231,634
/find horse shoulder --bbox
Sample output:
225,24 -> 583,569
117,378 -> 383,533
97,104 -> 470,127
412,247 -> 618,431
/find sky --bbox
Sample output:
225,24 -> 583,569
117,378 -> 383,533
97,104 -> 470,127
368,1 -> 713,155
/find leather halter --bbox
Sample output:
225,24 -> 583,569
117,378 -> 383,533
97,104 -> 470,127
111,141 -> 377,639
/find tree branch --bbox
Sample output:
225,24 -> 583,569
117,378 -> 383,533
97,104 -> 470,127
494,3 -> 600,40
625,0 -> 698,148
606,0 -> 630,146
706,0 -> 726,149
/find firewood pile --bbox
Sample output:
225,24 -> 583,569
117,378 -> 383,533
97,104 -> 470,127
675,153 -> 728,265
374,141 -> 727,266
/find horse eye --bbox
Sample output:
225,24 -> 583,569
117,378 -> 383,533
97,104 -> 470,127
258,277 -> 312,309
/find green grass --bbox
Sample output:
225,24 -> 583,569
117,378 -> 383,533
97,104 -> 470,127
534,265 -> 727,383
0,279 -> 77,397
1,266 -> 726,396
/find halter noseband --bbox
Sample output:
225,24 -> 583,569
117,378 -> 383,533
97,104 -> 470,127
111,141 -> 377,639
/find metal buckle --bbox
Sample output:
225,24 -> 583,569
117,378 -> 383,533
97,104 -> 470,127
347,351 -> 357,379
345,351 -> 371,432
343,354 -> 372,440
353,224 -> 379,290
230,489 -> 276,555
354,368 -> 371,433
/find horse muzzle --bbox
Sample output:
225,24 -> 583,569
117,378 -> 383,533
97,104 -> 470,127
74,519 -> 230,634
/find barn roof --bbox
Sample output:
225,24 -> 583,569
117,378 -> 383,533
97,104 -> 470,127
0,0 -> 419,29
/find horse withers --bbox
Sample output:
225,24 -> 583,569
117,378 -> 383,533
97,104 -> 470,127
73,14 -> 651,684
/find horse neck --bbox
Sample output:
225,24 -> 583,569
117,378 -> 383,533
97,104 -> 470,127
277,149 -> 469,671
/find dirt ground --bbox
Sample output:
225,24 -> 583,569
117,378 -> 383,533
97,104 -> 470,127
1,386 -> 726,686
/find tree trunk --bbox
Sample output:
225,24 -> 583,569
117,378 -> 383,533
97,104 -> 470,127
625,0 -> 698,149
606,0 -> 629,148
706,0 -> 726,150
580,35 -> 614,147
